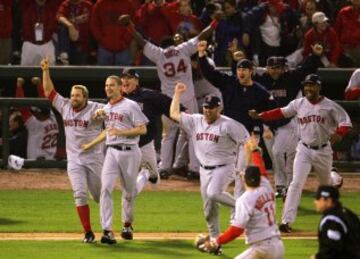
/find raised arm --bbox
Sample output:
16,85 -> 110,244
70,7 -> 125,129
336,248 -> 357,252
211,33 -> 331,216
40,58 -> 55,97
170,83 -> 187,122
118,14 -> 146,48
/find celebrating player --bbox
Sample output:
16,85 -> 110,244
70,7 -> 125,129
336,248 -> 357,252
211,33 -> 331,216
249,73 -> 352,233
118,13 -> 220,179
41,57 -> 104,243
170,82 -> 249,245
92,75 -> 148,244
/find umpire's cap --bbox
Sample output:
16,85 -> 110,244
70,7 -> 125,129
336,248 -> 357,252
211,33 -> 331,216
121,68 -> 140,79
236,59 -> 254,69
315,185 -> 340,201
266,56 -> 287,68
301,74 -> 322,86
202,95 -> 222,109
244,166 -> 261,187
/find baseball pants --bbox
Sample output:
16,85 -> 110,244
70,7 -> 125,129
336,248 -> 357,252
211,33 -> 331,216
100,145 -> 141,230
21,41 -> 55,66
235,236 -> 284,259
67,160 -> 102,206
136,140 -> 159,194
200,163 -> 235,238
281,142 -> 332,224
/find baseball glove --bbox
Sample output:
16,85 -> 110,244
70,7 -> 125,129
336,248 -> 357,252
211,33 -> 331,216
194,234 -> 222,255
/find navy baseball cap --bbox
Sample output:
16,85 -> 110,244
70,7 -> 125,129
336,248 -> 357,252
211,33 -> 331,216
266,56 -> 287,68
244,166 -> 261,186
121,68 -> 140,79
236,59 -> 254,69
202,95 -> 222,108
302,74 -> 322,86
315,185 -> 339,200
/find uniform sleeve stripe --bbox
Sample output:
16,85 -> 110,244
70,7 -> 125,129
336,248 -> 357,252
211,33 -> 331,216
48,90 -> 57,102
320,215 -> 347,233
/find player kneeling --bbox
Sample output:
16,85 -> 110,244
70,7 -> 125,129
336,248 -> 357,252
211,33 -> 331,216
195,166 -> 284,258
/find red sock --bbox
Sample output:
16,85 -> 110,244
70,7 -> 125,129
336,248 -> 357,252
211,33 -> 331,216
124,222 -> 132,227
76,205 -> 91,232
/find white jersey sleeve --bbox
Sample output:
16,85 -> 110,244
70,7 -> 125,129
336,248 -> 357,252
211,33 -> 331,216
175,37 -> 198,57
345,68 -> 360,92
330,102 -> 352,128
179,112 -> 195,135
280,98 -> 299,118
225,118 -> 250,145
143,41 -> 164,64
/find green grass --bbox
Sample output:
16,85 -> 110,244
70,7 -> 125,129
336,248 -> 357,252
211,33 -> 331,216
0,190 -> 360,233
0,239 -> 318,259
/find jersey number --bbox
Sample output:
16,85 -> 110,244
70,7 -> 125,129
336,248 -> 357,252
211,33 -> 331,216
41,133 -> 58,150
264,204 -> 275,226
163,59 -> 187,77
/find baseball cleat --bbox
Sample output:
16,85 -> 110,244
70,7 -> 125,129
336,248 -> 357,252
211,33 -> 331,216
279,223 -> 292,233
100,230 -> 117,244
121,226 -> 133,240
159,170 -> 171,180
214,246 -> 223,256
186,171 -> 200,180
83,231 -> 96,243
148,175 -> 159,184
275,186 -> 286,199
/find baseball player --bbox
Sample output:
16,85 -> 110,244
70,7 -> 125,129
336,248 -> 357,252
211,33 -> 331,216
15,77 -> 59,160
41,58 -> 104,243
118,14 -> 220,178
344,68 -> 360,100
170,82 -> 249,240
249,74 -> 352,233
91,75 -> 148,244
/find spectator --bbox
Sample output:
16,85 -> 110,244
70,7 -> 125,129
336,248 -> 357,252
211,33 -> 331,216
0,0 -> 12,65
213,0 -> 247,66
335,0 -> 360,67
91,0 -> 136,65
20,0 -> 62,65
57,0 -> 94,65
303,12 -> 341,67
299,0 -> 318,40
9,110 -> 27,158
243,0 -> 301,66
345,68 -> 360,100
15,77 -> 59,160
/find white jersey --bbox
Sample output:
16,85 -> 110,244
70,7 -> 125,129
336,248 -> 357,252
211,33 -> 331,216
232,185 -> 280,244
180,113 -> 249,166
25,113 -> 58,160
345,68 -> 360,92
143,37 -> 198,105
103,98 -> 148,145
281,97 -> 352,146
51,92 -> 105,163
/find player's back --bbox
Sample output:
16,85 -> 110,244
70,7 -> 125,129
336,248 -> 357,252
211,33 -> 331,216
235,186 -> 280,244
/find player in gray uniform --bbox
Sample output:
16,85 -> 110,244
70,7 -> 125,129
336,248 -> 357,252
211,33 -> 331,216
197,165 -> 284,259
345,68 -> 360,100
170,82 -> 249,240
41,58 -> 104,243
92,75 -> 148,244
249,74 -> 352,233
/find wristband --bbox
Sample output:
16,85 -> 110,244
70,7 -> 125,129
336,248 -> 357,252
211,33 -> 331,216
210,20 -> 219,29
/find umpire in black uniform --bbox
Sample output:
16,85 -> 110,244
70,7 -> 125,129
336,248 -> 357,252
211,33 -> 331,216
311,185 -> 360,259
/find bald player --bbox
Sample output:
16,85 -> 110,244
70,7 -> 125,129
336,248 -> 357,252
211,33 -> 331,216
249,74 -> 352,233
41,58 -> 104,243
170,82 -> 249,245
91,75 -> 148,244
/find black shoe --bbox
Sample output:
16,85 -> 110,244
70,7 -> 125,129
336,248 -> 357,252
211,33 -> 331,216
186,171 -> 199,180
214,246 -> 223,256
83,231 -> 96,243
159,170 -> 171,180
275,186 -> 285,198
100,230 -> 117,244
279,223 -> 292,233
171,166 -> 188,177
149,175 -> 159,184
121,226 -> 133,240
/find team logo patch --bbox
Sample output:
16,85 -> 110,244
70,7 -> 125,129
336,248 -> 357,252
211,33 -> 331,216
327,229 -> 341,240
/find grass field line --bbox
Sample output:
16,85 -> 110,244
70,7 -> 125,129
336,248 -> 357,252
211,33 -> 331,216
0,232 -> 317,241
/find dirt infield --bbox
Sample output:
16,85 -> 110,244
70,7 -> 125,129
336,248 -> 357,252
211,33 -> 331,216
1,169 -> 360,192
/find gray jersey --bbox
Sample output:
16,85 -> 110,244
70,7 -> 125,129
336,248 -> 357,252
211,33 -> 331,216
143,37 -> 198,105
281,97 -> 352,146
345,68 -> 360,92
51,93 -> 104,162
25,113 -> 58,160
232,185 -> 280,244
103,98 -> 149,145
180,113 -> 249,166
